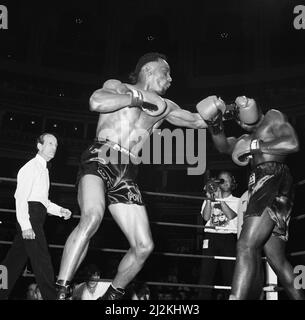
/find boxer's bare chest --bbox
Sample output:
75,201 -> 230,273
238,111 -> 277,143
95,104 -> 170,152
234,111 -> 284,165
97,104 -> 169,133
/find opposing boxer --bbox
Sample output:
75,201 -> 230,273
196,95 -> 305,300
56,52 -> 209,300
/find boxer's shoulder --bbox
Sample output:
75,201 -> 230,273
103,78 -> 121,86
265,109 -> 286,123
102,79 -> 124,90
165,98 -> 178,109
162,98 -> 179,115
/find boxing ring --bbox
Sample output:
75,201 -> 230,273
0,176 -> 305,300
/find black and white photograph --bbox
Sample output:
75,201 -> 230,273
0,0 -> 305,310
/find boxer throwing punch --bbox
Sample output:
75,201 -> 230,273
56,52 -> 209,300
196,95 -> 305,300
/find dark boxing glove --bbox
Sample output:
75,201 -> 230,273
235,96 -> 261,126
128,88 -> 167,116
222,97 -> 261,126
232,135 -> 262,166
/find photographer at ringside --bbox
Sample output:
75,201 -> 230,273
198,171 -> 240,300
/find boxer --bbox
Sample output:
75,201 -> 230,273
197,95 -> 305,300
56,52 -> 209,300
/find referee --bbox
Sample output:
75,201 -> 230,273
0,133 -> 72,300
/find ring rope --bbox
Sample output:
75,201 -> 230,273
0,177 -> 244,203
1,207 -> 305,257
295,179 -> 305,186
2,176 -> 305,188
289,250 -> 305,257
291,214 -> 305,221
12,239 -> 305,259
0,208 -> 303,235
0,240 -> 236,260
2,176 -> 305,210
0,176 -> 302,297
0,208 -> 238,232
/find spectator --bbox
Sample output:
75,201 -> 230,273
72,264 -> 111,300
198,171 -> 240,300
131,282 -> 151,300
26,283 -> 42,300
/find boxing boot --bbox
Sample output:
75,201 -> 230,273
56,281 -> 72,300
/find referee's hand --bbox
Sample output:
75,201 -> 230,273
22,228 -> 36,240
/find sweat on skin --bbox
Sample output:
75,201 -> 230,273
94,126 -> 206,175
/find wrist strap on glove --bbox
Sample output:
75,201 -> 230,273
129,88 -> 144,107
206,110 -> 224,135
250,139 -> 261,153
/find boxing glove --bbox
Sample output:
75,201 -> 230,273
116,82 -> 133,95
232,135 -> 262,166
235,96 -> 261,126
196,96 -> 226,134
128,88 -> 167,117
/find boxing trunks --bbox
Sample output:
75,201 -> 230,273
76,139 -> 144,206
244,161 -> 294,241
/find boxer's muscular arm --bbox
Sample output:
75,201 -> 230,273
259,110 -> 299,155
89,79 -> 132,113
195,95 -> 237,153
210,130 -> 238,155
165,100 -> 208,129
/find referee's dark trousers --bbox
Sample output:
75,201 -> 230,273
0,202 -> 56,300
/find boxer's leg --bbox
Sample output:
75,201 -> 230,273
101,203 -> 154,298
264,235 -> 305,300
57,175 -> 105,295
230,209 -> 275,300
